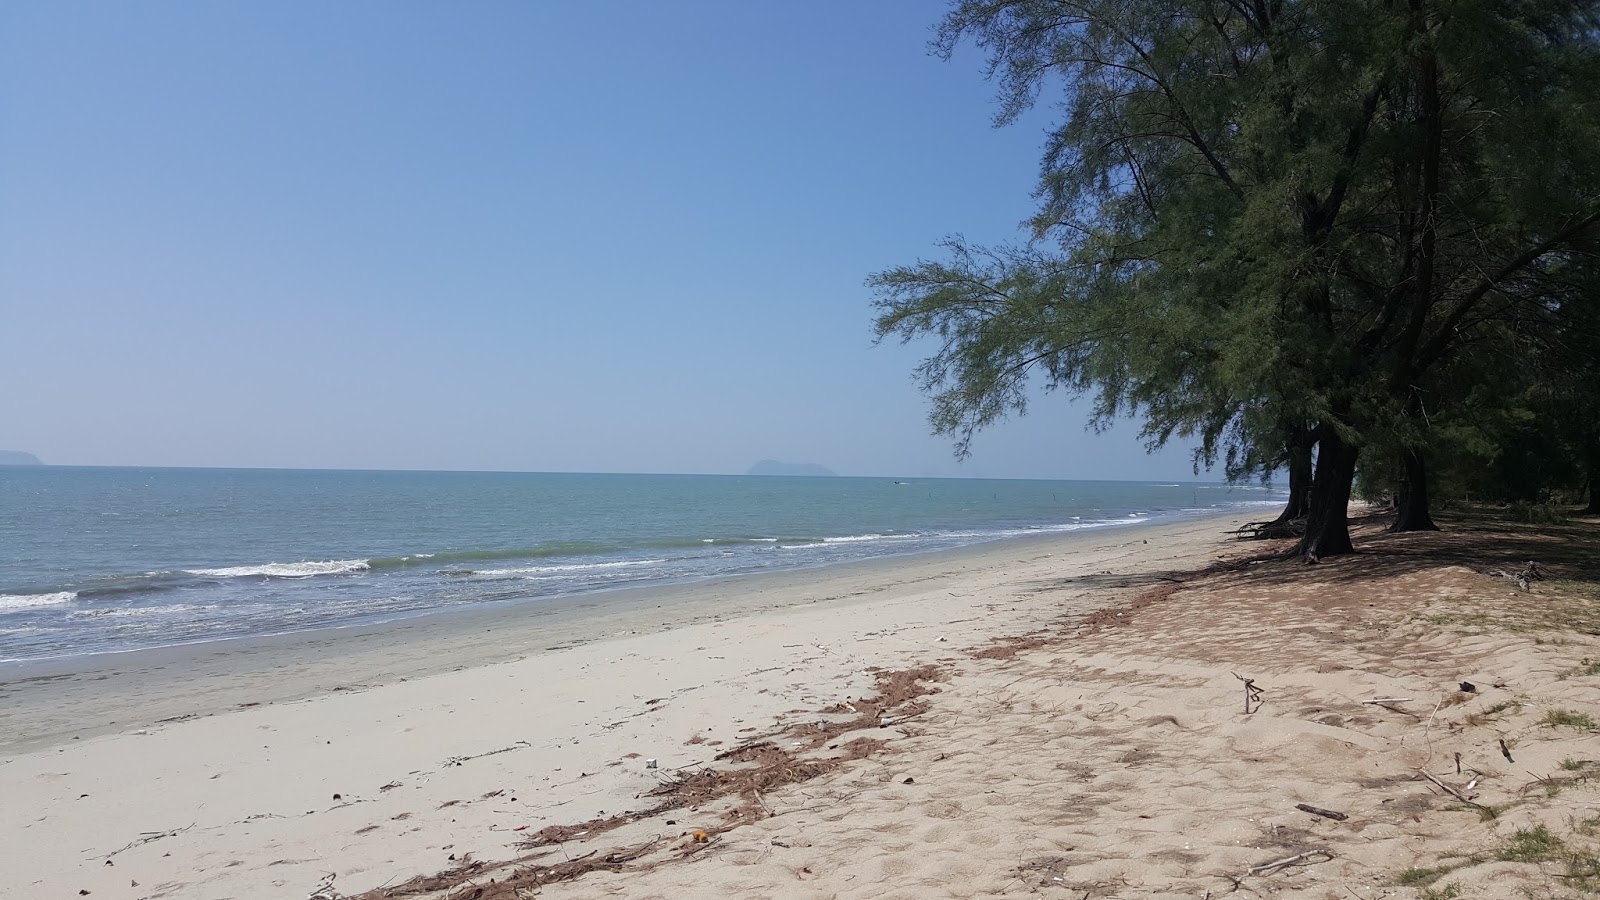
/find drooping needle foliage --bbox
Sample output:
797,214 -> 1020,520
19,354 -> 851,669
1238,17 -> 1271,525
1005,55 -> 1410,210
873,0 -> 1600,559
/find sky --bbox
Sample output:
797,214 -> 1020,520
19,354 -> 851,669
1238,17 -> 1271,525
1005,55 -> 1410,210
0,1 -> 1214,481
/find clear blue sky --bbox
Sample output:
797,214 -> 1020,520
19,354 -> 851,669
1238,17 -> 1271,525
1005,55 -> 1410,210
1,1 -> 1211,480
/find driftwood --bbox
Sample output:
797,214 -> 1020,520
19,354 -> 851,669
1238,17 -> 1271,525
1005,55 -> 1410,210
1294,803 -> 1349,821
1487,561 -> 1546,592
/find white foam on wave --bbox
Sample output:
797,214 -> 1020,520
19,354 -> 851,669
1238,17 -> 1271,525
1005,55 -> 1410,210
186,559 -> 371,578
69,603 -> 217,620
822,533 -> 906,544
471,558 -> 667,577
936,515 -> 1150,542
0,592 -> 77,613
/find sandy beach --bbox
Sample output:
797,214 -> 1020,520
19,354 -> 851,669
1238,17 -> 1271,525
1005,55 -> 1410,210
6,511 -> 1600,899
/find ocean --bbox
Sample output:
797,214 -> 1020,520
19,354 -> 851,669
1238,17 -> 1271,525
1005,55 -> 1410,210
0,467 -> 1284,662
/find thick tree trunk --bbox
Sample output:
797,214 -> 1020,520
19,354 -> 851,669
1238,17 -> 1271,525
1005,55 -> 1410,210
1269,436 -> 1314,525
1390,447 -> 1439,531
1297,429 -> 1358,561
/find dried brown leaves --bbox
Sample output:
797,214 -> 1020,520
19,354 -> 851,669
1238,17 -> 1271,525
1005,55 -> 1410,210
344,665 -> 943,899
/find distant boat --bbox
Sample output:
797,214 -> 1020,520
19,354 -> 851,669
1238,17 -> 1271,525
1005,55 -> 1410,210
893,481 -> 909,485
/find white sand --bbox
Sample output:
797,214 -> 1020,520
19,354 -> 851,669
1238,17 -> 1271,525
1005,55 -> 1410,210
1,516 -> 1238,899
10,515 -> 1596,900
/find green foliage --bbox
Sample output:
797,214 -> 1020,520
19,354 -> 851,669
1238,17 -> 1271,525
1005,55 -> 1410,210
1498,825 -> 1564,862
1405,824 -> 1600,894
872,0 -> 1600,544
1512,503 -> 1573,526
1541,709 -> 1598,729
1578,814 -> 1600,838
1491,826 -> 1600,891
1399,865 -> 1457,885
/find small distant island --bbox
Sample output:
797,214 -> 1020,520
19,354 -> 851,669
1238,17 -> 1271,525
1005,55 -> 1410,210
0,451 -> 43,466
746,460 -> 836,477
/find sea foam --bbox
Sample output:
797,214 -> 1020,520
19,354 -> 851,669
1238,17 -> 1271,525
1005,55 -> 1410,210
0,592 -> 77,612
186,560 -> 372,578
468,559 -> 667,577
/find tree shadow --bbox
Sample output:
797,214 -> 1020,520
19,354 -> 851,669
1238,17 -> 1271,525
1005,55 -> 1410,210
1027,509 -> 1598,599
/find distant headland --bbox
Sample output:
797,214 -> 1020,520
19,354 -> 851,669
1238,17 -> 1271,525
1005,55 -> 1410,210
0,451 -> 43,466
746,460 -> 836,477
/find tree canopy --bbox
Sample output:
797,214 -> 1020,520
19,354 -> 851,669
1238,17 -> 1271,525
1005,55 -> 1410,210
874,0 -> 1600,559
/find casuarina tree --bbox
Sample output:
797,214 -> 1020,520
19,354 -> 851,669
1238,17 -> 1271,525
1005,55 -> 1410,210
874,0 -> 1600,559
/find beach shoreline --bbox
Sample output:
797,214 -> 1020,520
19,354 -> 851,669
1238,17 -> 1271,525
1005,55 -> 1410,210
1,512 -> 1254,899
9,508 -> 1600,899
0,512 -> 1246,756
3,468 -> 1278,665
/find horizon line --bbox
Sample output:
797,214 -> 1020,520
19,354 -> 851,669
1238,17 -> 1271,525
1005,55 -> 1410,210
0,461 -> 1243,484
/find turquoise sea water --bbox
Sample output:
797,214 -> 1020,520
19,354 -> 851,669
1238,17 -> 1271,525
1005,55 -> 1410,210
0,467 -> 1284,662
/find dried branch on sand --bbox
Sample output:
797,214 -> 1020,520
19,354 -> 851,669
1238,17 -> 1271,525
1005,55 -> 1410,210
340,665 -> 944,900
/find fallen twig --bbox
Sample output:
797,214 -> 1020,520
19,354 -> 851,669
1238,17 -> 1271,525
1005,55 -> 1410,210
442,740 -> 531,768
1232,672 -> 1265,714
1419,693 -> 1446,761
97,823 -> 196,860
1246,848 -> 1332,876
307,872 -> 339,900
1294,803 -> 1348,822
1419,769 -> 1478,804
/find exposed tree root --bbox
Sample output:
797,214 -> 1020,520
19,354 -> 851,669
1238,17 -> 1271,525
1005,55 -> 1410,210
1232,518 -> 1305,540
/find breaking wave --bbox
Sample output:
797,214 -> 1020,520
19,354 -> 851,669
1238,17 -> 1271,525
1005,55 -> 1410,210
0,592 -> 77,613
185,560 -> 372,578
464,559 -> 668,577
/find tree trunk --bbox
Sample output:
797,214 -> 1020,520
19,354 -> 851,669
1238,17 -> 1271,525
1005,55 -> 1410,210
1268,427 -> 1315,525
1297,429 -> 1358,561
1586,441 -> 1600,515
1390,447 -> 1439,531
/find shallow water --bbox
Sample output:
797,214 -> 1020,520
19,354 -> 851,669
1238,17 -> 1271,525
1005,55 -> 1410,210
0,467 -> 1283,660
